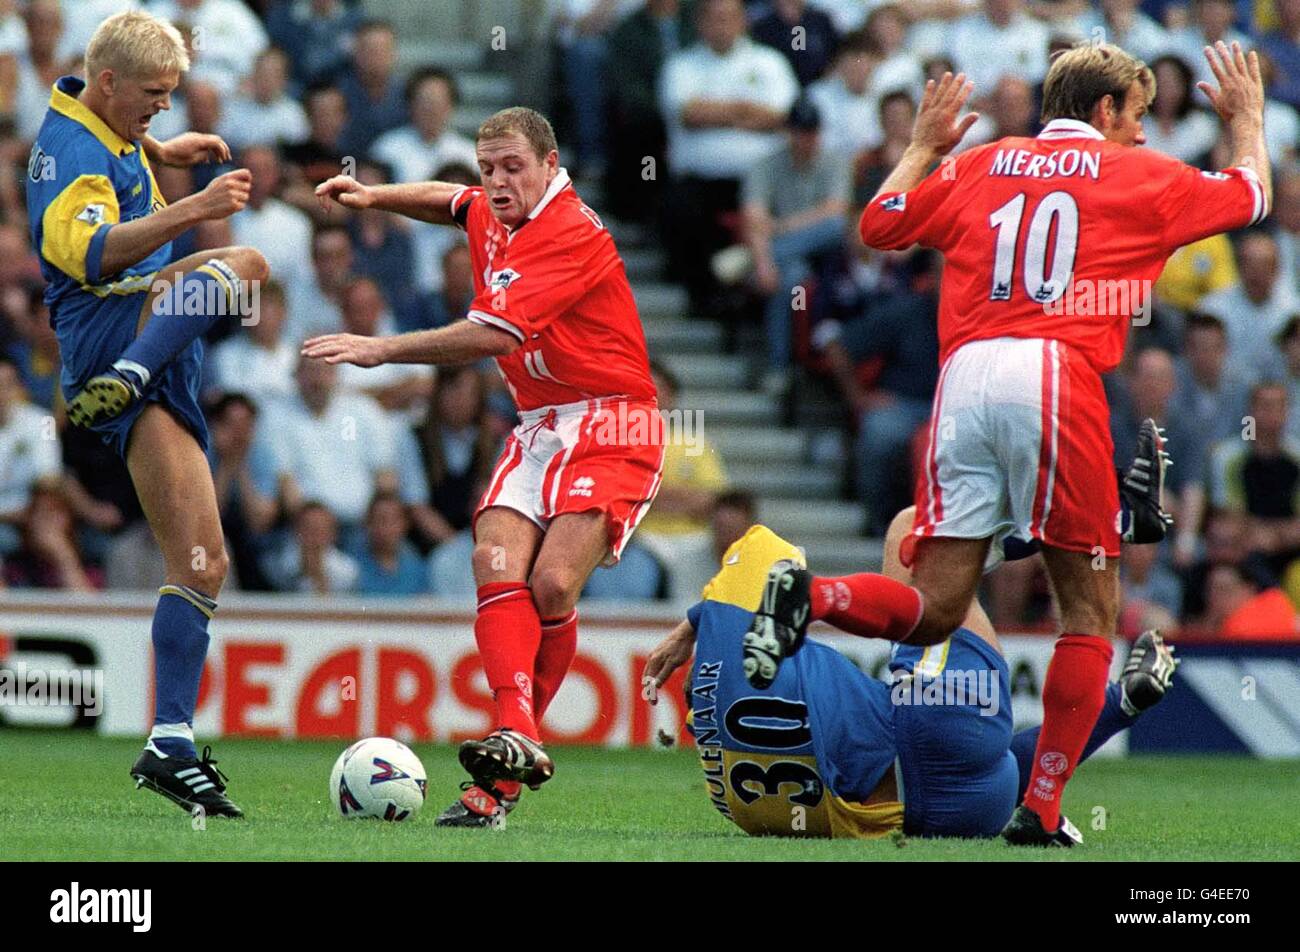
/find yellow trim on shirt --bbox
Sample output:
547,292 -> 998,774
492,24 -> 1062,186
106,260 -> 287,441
41,174 -> 120,284
827,796 -> 905,839
914,639 -> 951,679
49,82 -> 136,156
700,524 -> 805,613
83,272 -> 156,298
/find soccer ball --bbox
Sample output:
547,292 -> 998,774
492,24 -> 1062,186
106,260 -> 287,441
329,737 -> 428,821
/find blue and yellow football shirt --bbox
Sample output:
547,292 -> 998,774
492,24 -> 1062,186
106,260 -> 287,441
686,526 -> 905,839
27,75 -> 170,308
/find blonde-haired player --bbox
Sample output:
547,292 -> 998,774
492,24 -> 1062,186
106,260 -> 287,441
28,9 -> 269,816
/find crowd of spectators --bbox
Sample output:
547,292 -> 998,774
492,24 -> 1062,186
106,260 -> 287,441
0,0 -> 723,602
555,0 -> 1300,634
3,0 -> 1300,636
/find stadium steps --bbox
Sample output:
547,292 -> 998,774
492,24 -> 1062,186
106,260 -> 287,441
621,247 -> 664,282
677,388 -> 776,426
662,353 -> 748,390
642,318 -> 723,351
759,498 -> 863,536
799,537 -> 884,576
631,281 -> 690,320
709,426 -> 804,462
393,38 -> 488,72
353,8 -> 876,574
725,462 -> 839,500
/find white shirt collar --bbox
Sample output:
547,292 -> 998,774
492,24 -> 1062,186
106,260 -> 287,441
522,167 -> 571,225
1037,118 -> 1106,141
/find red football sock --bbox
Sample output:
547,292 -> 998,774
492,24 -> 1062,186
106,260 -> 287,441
473,582 -> 542,741
809,573 -> 924,641
534,610 -> 579,724
1021,634 -> 1114,831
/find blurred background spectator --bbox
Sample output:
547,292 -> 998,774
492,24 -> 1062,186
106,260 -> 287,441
0,353 -> 59,564
1207,382 -> 1300,580
660,0 -> 799,310
354,489 -> 428,595
267,499 -> 359,594
736,95 -> 850,394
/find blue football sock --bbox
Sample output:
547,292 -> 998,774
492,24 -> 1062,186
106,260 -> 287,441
148,584 -> 217,760
114,260 -> 243,390
1012,683 -> 1133,801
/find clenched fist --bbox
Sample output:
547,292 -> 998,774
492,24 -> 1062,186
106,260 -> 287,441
196,169 -> 253,221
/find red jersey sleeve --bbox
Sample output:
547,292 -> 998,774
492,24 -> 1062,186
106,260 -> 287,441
464,205 -> 617,343
449,185 -> 481,230
858,148 -> 982,251
1149,154 -> 1265,250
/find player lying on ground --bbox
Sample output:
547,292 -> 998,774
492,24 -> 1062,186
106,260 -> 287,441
307,107 -> 663,827
642,503 -> 1176,843
28,11 -> 268,817
789,40 -> 1268,845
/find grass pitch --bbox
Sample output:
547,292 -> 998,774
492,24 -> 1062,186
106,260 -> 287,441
1,730 -> 1295,861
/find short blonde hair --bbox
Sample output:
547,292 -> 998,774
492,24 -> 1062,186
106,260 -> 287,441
85,11 -> 190,82
1041,42 -> 1154,125
477,107 -> 558,161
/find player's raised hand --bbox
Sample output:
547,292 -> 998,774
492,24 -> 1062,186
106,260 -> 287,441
911,71 -> 980,157
1198,41 -> 1265,127
195,168 -> 252,220
315,174 -> 374,213
159,132 -> 232,167
301,332 -> 390,367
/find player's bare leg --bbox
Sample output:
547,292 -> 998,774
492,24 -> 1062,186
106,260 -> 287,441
1004,545 -> 1119,846
907,536 -> 991,644
743,533 -> 986,687
125,405 -> 242,818
437,507 -> 544,827
529,510 -> 608,718
66,246 -> 269,427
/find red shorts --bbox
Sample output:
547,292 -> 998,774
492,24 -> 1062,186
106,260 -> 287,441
475,397 -> 665,565
905,337 -> 1120,570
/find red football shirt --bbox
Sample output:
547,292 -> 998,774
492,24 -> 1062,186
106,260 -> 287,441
859,118 -> 1266,373
450,170 -> 656,410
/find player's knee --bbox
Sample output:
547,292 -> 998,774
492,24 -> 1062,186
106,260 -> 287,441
530,566 -> 582,619
213,246 -> 268,284
231,246 -> 270,283
471,540 -> 519,586
181,544 -> 228,598
913,598 -> 966,646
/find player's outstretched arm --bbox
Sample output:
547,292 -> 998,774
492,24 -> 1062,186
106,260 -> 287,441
315,175 -> 465,226
142,132 -> 232,168
97,169 -> 252,278
1199,40 -> 1272,215
643,619 -> 697,705
872,71 -> 979,201
301,319 -> 517,368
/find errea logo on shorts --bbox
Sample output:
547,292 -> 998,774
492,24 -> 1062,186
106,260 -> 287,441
880,194 -> 906,212
569,476 -> 596,497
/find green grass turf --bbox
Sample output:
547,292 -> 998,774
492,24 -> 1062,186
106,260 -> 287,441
1,730 -> 1295,861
